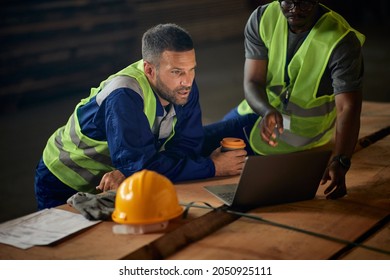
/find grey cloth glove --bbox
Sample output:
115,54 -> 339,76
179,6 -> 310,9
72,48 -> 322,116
67,191 -> 116,221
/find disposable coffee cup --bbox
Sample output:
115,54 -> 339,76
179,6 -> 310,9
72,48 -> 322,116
220,137 -> 246,152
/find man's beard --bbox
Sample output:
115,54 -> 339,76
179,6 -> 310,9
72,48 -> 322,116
155,74 -> 191,106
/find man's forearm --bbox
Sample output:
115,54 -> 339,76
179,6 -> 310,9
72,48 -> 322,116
333,95 -> 362,159
244,82 -> 274,117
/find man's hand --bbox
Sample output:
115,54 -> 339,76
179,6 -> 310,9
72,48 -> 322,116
96,170 -> 126,192
210,147 -> 247,176
321,161 -> 348,199
259,110 -> 284,147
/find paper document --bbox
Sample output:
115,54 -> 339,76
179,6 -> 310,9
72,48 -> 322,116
0,208 -> 101,249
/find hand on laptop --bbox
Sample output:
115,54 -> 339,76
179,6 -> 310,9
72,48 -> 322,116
210,147 -> 247,177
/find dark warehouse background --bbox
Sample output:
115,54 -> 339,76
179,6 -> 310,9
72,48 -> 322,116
1,0 -> 389,223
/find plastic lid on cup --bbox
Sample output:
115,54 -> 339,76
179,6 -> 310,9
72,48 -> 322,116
220,137 -> 246,150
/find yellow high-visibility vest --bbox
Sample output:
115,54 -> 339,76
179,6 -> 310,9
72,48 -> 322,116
237,1 -> 365,155
43,60 -> 176,192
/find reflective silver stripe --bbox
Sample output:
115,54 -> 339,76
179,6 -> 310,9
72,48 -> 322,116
278,119 -> 336,147
69,114 -> 112,166
286,99 -> 335,117
153,106 -> 176,139
278,90 -> 335,117
54,131 -> 101,186
96,76 -> 143,106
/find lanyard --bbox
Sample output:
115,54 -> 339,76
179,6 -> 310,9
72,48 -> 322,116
281,85 -> 291,113
283,49 -> 292,112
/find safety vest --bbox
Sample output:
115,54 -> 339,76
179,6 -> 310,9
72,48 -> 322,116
237,2 -> 365,155
43,60 -> 176,192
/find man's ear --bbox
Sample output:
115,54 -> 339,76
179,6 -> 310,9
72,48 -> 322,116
143,61 -> 155,79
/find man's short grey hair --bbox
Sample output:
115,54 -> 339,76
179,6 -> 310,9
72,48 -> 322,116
142,23 -> 194,66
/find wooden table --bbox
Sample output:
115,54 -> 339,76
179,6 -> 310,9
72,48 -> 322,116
170,135 -> 390,260
0,102 -> 389,260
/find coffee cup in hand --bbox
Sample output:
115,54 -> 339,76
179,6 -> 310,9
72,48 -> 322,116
220,137 -> 246,152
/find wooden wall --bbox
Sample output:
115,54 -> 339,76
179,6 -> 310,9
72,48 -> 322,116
1,0 -> 139,113
0,0 -> 252,114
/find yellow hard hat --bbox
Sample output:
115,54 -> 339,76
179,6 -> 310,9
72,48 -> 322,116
112,169 -> 183,225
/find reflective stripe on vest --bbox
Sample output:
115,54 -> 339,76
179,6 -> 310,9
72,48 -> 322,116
54,114 -> 109,188
43,60 -> 176,192
238,2 -> 365,155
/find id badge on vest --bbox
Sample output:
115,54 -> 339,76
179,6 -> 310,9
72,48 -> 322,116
281,88 -> 291,131
282,113 -> 291,130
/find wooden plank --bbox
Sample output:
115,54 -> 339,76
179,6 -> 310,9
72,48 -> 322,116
167,134 -> 390,259
347,140 -> 390,209
358,101 -> 390,138
136,0 -> 249,20
134,0 -> 250,44
1,27 -> 137,61
1,0 -> 138,112
0,204 -> 183,260
0,102 -> 388,259
1,0 -> 251,112
167,193 -> 389,259
341,221 -> 390,260
121,206 -> 239,260
120,127 -> 390,260
164,103 -> 390,259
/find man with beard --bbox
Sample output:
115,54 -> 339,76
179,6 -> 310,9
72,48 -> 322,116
34,23 -> 246,210
202,1 -> 365,200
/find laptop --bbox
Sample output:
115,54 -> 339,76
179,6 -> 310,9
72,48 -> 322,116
204,149 -> 332,210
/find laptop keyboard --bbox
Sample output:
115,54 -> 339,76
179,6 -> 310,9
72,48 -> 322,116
217,191 -> 235,204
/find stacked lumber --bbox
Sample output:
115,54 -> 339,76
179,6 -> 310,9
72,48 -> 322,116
134,0 -> 251,43
1,0 -> 138,113
0,0 -> 251,113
